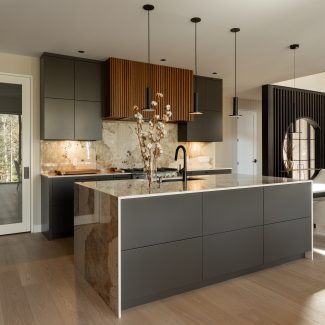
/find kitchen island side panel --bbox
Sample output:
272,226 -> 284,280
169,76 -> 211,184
74,183 -> 119,316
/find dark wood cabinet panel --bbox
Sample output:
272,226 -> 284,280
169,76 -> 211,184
203,187 -> 263,235
264,183 -> 312,224
264,217 -> 311,263
121,193 -> 202,250
42,55 -> 74,99
75,60 -> 103,101
121,237 -> 202,309
105,57 -> 193,121
203,226 -> 263,280
42,98 -> 75,140
74,101 -> 102,140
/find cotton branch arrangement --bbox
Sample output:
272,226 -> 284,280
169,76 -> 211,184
133,93 -> 172,188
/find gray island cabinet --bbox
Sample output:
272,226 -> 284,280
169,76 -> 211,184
74,175 -> 312,318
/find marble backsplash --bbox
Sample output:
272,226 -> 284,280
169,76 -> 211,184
41,121 -> 216,173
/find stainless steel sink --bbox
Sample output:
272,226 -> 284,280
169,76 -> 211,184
161,176 -> 206,183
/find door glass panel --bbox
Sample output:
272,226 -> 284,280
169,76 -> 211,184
0,82 -> 22,225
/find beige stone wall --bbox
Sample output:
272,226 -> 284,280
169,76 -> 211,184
41,120 -> 217,172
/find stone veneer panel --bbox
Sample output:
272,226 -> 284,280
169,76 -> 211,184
41,121 -> 216,172
74,183 -> 119,315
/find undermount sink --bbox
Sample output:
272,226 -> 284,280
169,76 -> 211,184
161,177 -> 206,183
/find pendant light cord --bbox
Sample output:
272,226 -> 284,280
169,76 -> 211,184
293,48 -> 296,88
235,31 -> 237,97
195,22 -> 198,76
148,10 -> 150,64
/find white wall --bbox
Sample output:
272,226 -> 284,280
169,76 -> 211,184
0,52 -> 41,229
238,98 -> 263,176
215,96 -> 237,170
274,72 -> 325,93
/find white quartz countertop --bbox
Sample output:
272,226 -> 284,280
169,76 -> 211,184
76,174 -> 311,199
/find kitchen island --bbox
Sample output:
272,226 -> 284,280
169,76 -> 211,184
74,174 -> 313,318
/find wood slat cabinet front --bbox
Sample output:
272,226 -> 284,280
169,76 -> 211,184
104,58 -> 193,121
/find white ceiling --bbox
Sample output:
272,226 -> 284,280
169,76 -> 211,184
1,0 -> 325,98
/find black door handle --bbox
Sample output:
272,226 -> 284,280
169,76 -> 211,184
252,159 -> 258,163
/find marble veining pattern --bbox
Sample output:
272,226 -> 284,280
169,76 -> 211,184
74,184 -> 119,315
77,174 -> 312,199
41,121 -> 216,172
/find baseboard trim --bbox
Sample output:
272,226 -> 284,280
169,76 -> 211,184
32,224 -> 42,233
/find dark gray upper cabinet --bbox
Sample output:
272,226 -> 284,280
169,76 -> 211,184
42,55 -> 74,99
206,78 -> 222,111
178,110 -> 222,142
42,98 -> 74,140
41,53 -> 104,140
75,101 -> 102,140
195,77 -> 207,110
178,75 -> 223,142
75,61 -> 103,101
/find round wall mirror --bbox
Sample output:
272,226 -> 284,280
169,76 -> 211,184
283,118 -> 319,180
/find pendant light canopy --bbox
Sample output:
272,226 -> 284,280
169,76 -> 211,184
229,27 -> 242,118
190,17 -> 203,115
289,43 -> 300,133
142,4 -> 155,112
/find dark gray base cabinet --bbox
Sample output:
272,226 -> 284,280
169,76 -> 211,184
120,183 -> 312,310
121,237 -> 202,309
264,218 -> 311,264
121,193 -> 202,250
203,226 -> 263,280
42,174 -> 131,239
203,188 -> 263,235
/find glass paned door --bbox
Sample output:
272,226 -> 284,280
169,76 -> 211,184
0,75 -> 31,235
0,113 -> 22,225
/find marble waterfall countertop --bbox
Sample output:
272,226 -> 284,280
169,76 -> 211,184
76,174 -> 312,199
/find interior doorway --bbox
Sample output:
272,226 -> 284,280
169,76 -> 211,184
0,73 -> 31,235
237,110 -> 258,175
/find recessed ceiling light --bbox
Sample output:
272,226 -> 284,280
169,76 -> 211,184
78,50 -> 85,53
212,72 -> 217,75
160,59 -> 166,62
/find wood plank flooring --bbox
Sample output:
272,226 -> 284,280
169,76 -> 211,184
0,233 -> 325,325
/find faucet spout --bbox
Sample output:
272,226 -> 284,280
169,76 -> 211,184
175,145 -> 187,183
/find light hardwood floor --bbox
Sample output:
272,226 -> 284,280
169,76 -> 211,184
0,233 -> 325,325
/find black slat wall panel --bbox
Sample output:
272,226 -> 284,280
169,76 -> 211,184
262,84 -> 325,177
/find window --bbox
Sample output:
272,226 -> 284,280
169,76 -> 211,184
283,118 -> 318,180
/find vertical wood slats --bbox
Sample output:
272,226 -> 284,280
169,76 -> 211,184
263,85 -> 325,177
105,58 -> 193,121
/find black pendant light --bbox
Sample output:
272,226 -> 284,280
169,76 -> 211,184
289,43 -> 300,133
190,17 -> 203,115
229,27 -> 242,118
142,4 -> 155,112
